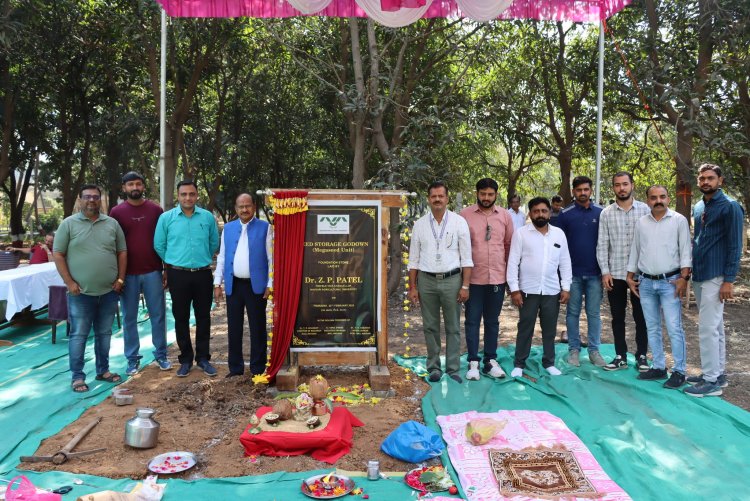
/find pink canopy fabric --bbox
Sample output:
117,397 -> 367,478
155,0 -> 633,23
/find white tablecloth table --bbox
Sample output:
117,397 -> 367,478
0,262 -> 65,318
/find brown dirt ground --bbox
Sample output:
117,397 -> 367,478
23,255 -> 750,481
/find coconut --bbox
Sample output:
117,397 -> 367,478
272,399 -> 293,420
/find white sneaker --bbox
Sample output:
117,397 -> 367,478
466,361 -> 480,381
511,367 -> 523,378
546,366 -> 562,376
485,359 -> 506,379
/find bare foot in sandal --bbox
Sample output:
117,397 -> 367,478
72,380 -> 89,392
95,372 -> 122,383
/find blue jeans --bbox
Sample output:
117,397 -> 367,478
566,276 -> 602,353
639,277 -> 686,373
68,291 -> 119,382
121,270 -> 167,363
464,284 -> 505,364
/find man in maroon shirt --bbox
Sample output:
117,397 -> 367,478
110,172 -> 172,375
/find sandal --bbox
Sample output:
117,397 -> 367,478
95,372 -> 122,383
72,380 -> 89,393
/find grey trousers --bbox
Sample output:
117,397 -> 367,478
417,271 -> 461,375
694,277 -> 727,383
514,293 -> 560,369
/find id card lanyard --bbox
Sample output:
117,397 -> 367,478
430,212 -> 448,262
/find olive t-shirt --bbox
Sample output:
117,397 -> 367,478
54,212 -> 127,296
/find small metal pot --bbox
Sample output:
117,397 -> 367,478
125,407 -> 160,449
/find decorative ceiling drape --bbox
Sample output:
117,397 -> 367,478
154,0 -> 633,24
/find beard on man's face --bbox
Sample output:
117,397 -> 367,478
699,185 -> 718,195
127,189 -> 144,200
479,198 -> 496,208
532,217 -> 549,228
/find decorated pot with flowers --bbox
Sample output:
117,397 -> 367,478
293,392 -> 314,421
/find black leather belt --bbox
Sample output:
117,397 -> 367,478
421,268 -> 461,279
640,269 -> 681,280
233,276 -> 251,282
167,264 -> 211,272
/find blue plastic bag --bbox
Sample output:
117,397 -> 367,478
380,420 -> 444,462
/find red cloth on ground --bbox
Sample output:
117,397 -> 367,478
239,406 -> 364,464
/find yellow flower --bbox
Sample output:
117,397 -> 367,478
252,374 -> 269,385
405,346 -> 411,351
404,306 -> 410,312
404,322 -> 410,328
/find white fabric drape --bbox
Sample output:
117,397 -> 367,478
286,0 -> 334,15
354,0 -> 433,28
455,0 -> 513,22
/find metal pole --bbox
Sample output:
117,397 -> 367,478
159,8 -> 167,208
595,20 -> 604,205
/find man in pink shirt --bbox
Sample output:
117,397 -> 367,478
459,178 -> 515,380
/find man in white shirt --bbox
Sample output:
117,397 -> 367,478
508,194 -> 527,231
626,185 -> 691,390
408,181 -> 473,383
507,197 -> 572,378
214,194 -> 273,377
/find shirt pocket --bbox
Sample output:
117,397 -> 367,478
445,232 -> 456,249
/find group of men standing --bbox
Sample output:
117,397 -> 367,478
54,173 -> 272,392
408,165 -> 743,398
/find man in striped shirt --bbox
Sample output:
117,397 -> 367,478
596,172 -> 650,372
684,164 -> 744,398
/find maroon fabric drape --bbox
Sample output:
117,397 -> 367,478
266,190 -> 308,380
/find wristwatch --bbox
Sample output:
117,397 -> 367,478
116,278 -> 125,285
461,285 -> 469,290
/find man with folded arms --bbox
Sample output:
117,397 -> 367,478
507,197 -> 572,378
154,180 -> 219,377
408,181 -> 473,384
626,185 -> 691,390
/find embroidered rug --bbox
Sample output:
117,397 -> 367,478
434,410 -> 630,501
489,446 -> 600,499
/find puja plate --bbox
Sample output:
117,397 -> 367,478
147,451 -> 196,474
404,466 -> 454,493
300,473 -> 355,499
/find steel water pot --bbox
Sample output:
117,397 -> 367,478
125,408 -> 160,448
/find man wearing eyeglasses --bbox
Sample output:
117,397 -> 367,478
684,164 -> 744,398
53,184 -> 127,393
459,178 -> 514,381
154,180 -> 220,378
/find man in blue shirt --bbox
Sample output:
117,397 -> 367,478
685,164 -> 744,398
552,176 -> 605,367
154,180 -> 220,377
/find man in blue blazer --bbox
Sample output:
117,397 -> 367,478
213,193 -> 273,377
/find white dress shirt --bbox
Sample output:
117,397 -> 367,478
214,218 -> 274,288
509,208 -> 527,231
627,209 -> 691,276
507,223 -> 572,294
408,211 -> 473,273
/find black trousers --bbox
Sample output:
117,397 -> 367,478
608,279 -> 648,358
514,293 -> 560,369
167,268 -> 213,364
226,278 -> 268,375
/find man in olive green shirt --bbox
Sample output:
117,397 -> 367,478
53,184 -> 127,393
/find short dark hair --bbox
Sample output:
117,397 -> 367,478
646,184 -> 668,197
698,163 -> 722,178
612,171 -> 634,184
572,176 -> 593,189
121,171 -> 145,184
428,180 -> 448,196
551,195 -> 563,203
235,193 -> 255,205
79,184 -> 101,197
176,179 -> 198,191
528,196 -> 551,210
508,193 -> 521,204
475,178 -> 498,192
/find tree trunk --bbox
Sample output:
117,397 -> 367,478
674,120 -> 694,217
349,18 -> 366,189
559,149 -> 573,204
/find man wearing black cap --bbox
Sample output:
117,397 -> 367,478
110,172 -> 172,375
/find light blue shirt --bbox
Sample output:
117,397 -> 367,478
154,206 -> 219,268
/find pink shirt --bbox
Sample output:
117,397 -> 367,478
459,204 -> 514,285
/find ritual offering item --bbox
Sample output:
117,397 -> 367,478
404,466 -> 455,493
273,399 -> 293,421
147,451 -> 196,474
465,417 -> 507,445
294,393 -> 314,421
306,417 -> 321,429
309,375 -> 329,400
312,401 -> 328,416
300,473 -> 356,499
264,413 -> 281,426
124,408 -> 160,449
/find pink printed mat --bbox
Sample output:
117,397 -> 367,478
433,410 -> 631,501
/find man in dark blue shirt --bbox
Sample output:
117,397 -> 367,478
552,176 -> 605,368
685,164 -> 744,398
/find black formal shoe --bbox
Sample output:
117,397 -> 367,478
176,363 -> 192,377
449,373 -> 463,384
225,372 -> 243,379
428,370 -> 443,382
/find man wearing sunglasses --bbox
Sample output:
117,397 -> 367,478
459,178 -> 514,381
53,184 -> 127,393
